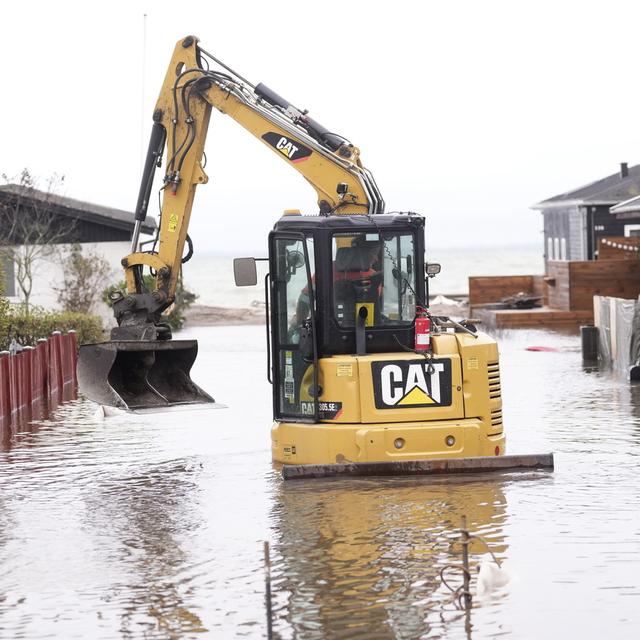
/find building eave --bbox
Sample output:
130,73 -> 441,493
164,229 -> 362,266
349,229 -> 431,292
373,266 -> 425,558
530,200 -> 618,211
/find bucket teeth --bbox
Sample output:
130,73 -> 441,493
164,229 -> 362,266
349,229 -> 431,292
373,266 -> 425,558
77,340 -> 213,410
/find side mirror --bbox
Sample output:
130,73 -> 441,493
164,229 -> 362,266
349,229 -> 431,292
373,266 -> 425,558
286,249 -> 305,270
426,263 -> 441,278
233,257 -> 257,286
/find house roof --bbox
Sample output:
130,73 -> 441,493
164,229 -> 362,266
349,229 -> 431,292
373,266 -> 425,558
532,164 -> 640,210
610,194 -> 640,219
0,184 -> 157,235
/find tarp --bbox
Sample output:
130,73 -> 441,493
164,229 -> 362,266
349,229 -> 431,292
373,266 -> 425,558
594,295 -> 639,377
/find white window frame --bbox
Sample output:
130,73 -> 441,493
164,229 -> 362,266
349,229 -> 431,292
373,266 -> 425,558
624,224 -> 640,237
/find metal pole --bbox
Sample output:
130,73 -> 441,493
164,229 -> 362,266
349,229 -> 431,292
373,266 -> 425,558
461,515 -> 472,610
264,541 -> 273,639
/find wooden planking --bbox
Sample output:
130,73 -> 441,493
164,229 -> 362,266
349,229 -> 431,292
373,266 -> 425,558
532,275 -> 547,305
598,236 -> 640,261
545,259 -> 640,310
473,306 -> 593,330
468,275 -> 539,307
282,453 -> 554,480
546,261 -> 570,310
569,260 -> 640,310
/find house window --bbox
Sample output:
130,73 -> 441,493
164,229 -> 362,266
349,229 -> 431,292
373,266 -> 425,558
1,256 -> 15,297
624,224 -> 640,237
560,238 -> 567,260
554,237 -> 560,261
547,237 -> 554,260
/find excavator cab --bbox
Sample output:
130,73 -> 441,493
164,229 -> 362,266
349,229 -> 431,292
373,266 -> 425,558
236,213 -> 426,423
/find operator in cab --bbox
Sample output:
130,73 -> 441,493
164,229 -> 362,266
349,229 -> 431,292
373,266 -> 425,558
294,234 -> 385,331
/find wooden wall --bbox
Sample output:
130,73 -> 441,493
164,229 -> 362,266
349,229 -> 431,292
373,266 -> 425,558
468,275 -> 544,307
546,259 -> 640,310
598,236 -> 640,260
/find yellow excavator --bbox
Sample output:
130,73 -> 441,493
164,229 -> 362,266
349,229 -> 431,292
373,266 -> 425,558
78,36 -> 552,477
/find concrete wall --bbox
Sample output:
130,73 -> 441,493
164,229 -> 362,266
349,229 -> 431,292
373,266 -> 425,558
4,241 -> 126,327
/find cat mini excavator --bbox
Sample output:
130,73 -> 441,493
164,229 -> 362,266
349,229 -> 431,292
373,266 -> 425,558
79,36 -> 552,477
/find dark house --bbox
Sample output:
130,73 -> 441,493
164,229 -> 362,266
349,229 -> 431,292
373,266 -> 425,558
0,185 -> 156,244
0,185 -> 156,299
532,163 -> 640,264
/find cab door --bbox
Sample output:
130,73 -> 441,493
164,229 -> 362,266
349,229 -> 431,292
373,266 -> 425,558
269,232 -> 318,422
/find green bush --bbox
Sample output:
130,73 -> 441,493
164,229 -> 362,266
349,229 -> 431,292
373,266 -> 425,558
0,307 -> 104,350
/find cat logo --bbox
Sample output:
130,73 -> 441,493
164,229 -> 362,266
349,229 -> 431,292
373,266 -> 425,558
262,132 -> 312,163
371,359 -> 452,409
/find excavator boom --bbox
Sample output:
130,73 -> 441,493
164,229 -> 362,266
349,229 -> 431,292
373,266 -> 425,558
78,35 -> 383,410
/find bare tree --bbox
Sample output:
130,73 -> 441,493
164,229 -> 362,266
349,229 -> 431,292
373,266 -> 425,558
0,169 -> 76,314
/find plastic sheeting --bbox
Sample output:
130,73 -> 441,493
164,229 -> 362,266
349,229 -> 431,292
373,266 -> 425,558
594,295 -> 639,377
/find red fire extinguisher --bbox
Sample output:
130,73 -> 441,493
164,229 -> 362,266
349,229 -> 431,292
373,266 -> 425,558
415,307 -> 431,352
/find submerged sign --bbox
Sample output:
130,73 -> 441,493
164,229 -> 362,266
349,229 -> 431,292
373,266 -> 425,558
371,359 -> 452,409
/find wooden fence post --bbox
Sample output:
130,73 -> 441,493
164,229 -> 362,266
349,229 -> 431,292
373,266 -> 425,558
36,339 -> 48,399
0,352 -> 10,425
50,331 -> 63,395
23,347 -> 34,407
67,330 -> 78,386
9,353 -> 20,413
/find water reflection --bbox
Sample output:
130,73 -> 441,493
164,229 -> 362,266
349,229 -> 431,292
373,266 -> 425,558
82,459 -> 207,636
271,476 -> 508,639
0,385 -> 75,453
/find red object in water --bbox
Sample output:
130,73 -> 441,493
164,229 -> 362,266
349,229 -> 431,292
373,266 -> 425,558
525,346 -> 559,352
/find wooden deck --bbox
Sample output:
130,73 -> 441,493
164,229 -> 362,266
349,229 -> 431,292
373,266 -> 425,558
467,260 -> 640,332
471,305 -> 593,330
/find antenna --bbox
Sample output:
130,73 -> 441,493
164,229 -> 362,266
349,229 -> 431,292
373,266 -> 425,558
139,13 -> 148,179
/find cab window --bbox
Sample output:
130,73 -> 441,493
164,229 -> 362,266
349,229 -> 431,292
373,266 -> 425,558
332,232 -> 416,327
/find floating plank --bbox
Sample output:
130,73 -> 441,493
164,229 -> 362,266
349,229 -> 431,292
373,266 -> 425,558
282,453 -> 554,480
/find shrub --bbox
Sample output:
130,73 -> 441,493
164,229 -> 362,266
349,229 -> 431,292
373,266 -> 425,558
0,307 -> 104,350
54,243 -> 111,314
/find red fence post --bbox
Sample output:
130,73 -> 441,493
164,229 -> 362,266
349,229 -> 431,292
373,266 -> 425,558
50,331 -> 63,395
10,353 -> 20,413
68,331 -> 78,386
36,338 -> 49,397
0,352 -> 10,425
60,334 -> 69,385
18,352 -> 27,411
23,348 -> 33,407
61,333 -> 74,386
46,337 -> 55,396
30,345 -> 38,402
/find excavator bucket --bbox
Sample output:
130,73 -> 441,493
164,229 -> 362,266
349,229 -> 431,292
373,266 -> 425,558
77,340 -> 214,410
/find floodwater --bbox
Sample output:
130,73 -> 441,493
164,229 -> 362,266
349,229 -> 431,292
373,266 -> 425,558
0,325 -> 639,639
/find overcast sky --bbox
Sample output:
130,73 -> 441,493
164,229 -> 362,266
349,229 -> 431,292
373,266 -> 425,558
3,0 -> 639,255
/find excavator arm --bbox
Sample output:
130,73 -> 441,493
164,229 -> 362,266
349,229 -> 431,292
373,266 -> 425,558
115,35 -> 384,339
78,35 -> 384,409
